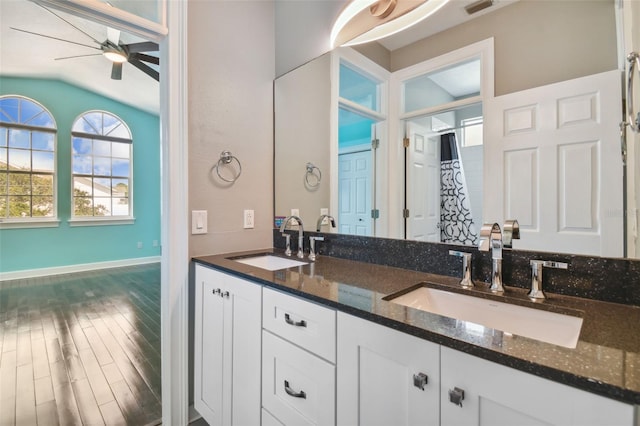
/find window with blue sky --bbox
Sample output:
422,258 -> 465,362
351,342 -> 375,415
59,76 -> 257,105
0,95 -> 57,220
72,111 -> 132,218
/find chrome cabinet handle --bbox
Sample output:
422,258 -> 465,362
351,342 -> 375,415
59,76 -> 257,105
284,313 -> 307,327
449,387 -> 465,407
284,380 -> 306,399
413,372 -> 428,390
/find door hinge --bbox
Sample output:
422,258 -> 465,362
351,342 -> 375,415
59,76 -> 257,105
371,138 -> 380,150
403,137 -> 410,148
371,209 -> 380,219
403,209 -> 410,218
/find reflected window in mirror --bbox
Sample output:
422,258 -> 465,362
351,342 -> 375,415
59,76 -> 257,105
337,54 -> 389,236
0,95 -> 57,224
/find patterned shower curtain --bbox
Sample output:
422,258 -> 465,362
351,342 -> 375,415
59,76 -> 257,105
440,132 -> 478,245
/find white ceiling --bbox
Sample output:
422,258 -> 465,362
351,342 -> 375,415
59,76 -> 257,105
0,0 -> 516,116
0,0 -> 160,114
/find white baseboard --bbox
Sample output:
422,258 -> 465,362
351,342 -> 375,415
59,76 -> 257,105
0,256 -> 162,282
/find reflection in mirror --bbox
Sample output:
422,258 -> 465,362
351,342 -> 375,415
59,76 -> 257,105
275,0 -> 635,258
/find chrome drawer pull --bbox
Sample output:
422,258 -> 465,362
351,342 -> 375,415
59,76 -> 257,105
284,380 -> 306,399
284,313 -> 307,327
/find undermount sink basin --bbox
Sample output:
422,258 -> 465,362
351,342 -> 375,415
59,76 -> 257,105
385,284 -> 583,349
231,254 -> 307,271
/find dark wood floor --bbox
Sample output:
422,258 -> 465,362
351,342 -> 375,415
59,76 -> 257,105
0,263 -> 162,426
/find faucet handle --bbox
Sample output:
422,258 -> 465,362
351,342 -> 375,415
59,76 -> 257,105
308,236 -> 325,261
529,259 -> 569,300
449,250 -> 474,288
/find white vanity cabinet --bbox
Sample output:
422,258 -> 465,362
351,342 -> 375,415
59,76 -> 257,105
193,264 -> 262,426
261,287 -> 337,426
336,312 -> 441,426
440,346 -> 636,426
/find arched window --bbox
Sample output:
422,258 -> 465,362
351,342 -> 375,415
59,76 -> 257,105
0,95 -> 57,223
71,111 -> 133,219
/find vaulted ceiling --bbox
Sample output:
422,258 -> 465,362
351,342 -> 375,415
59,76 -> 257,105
0,0 -> 159,114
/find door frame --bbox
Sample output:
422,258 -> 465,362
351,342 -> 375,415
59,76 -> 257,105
34,1 -> 190,424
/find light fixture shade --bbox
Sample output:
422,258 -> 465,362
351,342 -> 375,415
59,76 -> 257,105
331,0 -> 451,48
103,49 -> 127,63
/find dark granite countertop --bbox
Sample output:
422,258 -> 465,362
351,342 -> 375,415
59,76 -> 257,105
193,248 -> 640,406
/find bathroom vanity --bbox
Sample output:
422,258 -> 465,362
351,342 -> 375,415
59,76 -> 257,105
192,249 -> 640,426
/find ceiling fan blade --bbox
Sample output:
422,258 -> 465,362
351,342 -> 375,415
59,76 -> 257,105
129,58 -> 159,81
35,3 -> 102,45
107,27 -> 121,45
111,62 -> 123,80
126,42 -> 159,53
55,53 -> 103,60
10,27 -> 100,50
130,52 -> 159,65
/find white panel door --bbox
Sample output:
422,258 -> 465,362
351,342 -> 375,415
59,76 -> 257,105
406,122 -> 440,241
337,312 -> 440,426
484,70 -> 623,256
338,150 -> 371,235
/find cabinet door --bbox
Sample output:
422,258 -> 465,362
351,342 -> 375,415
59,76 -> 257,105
227,273 -> 262,426
441,346 -> 635,426
194,265 -> 225,425
194,265 -> 262,426
337,312 -> 440,426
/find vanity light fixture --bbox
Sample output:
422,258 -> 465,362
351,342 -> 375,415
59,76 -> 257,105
330,0 -> 451,48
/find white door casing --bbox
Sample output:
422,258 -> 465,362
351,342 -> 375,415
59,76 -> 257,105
484,70 -> 624,257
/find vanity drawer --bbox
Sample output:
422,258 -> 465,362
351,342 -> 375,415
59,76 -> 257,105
263,287 -> 336,362
262,331 -> 336,426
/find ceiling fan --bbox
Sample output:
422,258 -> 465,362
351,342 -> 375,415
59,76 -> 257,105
10,4 -> 159,81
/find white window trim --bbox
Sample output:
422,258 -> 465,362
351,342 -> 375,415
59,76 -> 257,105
0,217 -> 60,229
68,216 -> 135,226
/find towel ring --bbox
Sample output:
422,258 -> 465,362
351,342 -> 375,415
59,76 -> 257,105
305,162 -> 321,188
626,52 -> 640,133
214,151 -> 242,183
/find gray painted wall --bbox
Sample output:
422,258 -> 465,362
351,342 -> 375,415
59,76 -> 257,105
188,1 -> 275,258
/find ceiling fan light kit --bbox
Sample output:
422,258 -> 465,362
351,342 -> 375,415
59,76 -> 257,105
10,4 -> 159,81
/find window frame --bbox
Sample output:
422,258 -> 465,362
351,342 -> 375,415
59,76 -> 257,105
68,110 -> 135,226
0,95 -> 59,229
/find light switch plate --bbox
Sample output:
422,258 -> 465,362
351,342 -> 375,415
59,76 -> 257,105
243,209 -> 254,229
320,208 -> 329,225
192,210 -> 207,234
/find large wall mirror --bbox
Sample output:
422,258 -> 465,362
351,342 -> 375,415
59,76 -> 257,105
275,0 -> 639,259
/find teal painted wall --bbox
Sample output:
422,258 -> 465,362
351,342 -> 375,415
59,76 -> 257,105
0,77 -> 161,273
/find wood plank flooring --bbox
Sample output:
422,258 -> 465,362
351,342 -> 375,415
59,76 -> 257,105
0,263 -> 162,426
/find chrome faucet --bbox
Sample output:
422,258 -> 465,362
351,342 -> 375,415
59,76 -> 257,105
280,215 -> 305,258
478,220 -> 519,293
316,214 -> 336,232
309,214 -> 335,261
478,223 -> 504,292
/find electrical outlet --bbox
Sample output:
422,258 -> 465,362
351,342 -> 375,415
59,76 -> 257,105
243,209 -> 255,229
137,242 -> 143,249
153,240 -> 159,247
